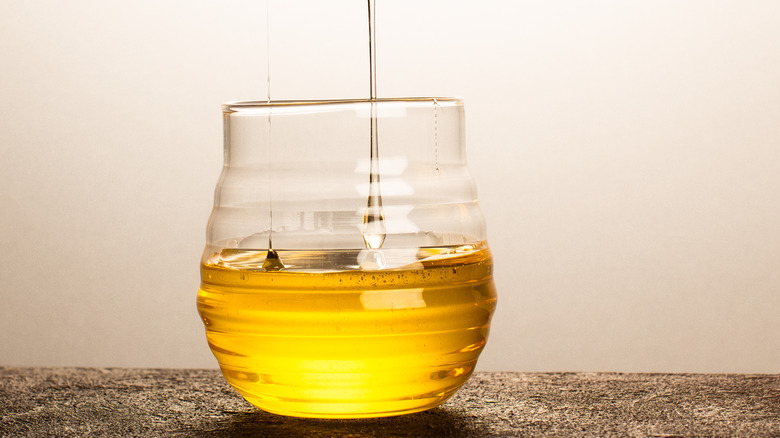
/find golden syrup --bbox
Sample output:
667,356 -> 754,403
197,245 -> 497,418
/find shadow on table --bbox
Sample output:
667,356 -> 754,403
189,407 -> 484,438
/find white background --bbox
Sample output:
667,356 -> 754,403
1,0 -> 778,372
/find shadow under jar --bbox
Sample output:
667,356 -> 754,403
197,98 -> 497,418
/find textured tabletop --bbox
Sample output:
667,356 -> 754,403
1,368 -> 778,437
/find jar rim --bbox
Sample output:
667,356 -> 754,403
222,97 -> 463,112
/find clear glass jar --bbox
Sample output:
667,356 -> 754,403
197,97 -> 497,418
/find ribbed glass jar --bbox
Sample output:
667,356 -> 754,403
197,98 -> 497,418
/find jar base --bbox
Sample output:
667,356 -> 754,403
236,388 -> 459,419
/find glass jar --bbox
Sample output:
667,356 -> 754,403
197,97 -> 497,418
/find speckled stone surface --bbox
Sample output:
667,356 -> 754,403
1,368 -> 778,437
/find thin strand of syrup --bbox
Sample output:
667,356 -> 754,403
263,0 -> 284,271
434,97 -> 440,173
362,0 -> 387,250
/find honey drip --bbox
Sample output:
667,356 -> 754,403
362,0 -> 387,251
265,0 -> 284,270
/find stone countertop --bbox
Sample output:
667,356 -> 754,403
1,368 -> 778,437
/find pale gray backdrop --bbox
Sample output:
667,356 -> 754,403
1,0 -> 779,372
